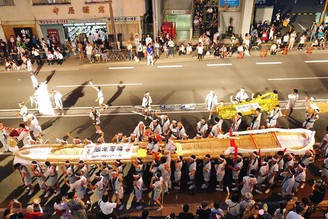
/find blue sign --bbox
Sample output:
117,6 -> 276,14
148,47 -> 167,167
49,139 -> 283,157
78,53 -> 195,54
220,0 -> 239,7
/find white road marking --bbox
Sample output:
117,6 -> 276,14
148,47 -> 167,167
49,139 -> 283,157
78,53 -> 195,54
206,63 -> 232,67
56,83 -> 142,88
157,65 -> 183,68
108,66 -> 134,70
305,60 -> 328,63
268,76 -> 328,81
256,62 -> 282,65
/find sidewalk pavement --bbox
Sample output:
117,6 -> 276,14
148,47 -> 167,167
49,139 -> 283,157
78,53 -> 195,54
1,47 -> 328,73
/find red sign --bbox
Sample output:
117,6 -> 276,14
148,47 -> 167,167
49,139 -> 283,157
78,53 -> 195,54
47,29 -> 61,45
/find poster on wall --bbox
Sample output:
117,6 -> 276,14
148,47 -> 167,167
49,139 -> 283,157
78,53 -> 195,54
220,0 -> 240,7
13,27 -> 33,39
47,29 -> 61,45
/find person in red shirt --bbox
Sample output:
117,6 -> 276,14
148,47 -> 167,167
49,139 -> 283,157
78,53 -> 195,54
25,202 -> 43,219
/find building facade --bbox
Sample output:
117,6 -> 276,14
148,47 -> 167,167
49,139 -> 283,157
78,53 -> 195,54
0,0 -> 147,45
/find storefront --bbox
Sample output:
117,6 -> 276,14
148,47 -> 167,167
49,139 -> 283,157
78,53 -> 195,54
38,17 -> 140,46
1,22 -> 37,41
106,16 -> 141,46
164,10 -> 192,41
38,18 -> 108,45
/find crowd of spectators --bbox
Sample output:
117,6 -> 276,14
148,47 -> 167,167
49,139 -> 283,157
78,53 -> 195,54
0,33 -> 67,71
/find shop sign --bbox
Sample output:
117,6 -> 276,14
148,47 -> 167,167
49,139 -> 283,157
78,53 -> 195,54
38,18 -> 107,25
166,10 -> 192,15
47,29 -> 61,45
98,5 -> 105,13
68,6 -> 75,14
108,16 -> 139,22
53,7 -> 59,15
14,27 -> 33,38
82,6 -> 90,14
39,19 -> 69,25
81,144 -> 133,161
220,0 -> 239,7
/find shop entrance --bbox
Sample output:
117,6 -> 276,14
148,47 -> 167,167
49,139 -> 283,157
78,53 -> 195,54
63,22 -> 107,43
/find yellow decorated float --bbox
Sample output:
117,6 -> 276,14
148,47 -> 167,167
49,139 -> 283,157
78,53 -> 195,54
216,92 -> 279,119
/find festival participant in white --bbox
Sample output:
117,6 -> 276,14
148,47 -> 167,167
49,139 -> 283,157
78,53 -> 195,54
205,90 -> 218,120
14,163 -> 34,195
142,91 -> 153,120
215,155 -> 226,191
89,82 -> 110,110
150,172 -> 164,211
34,82 -> 55,116
52,89 -> 63,115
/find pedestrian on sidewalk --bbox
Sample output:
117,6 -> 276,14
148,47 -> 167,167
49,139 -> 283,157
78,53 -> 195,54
288,31 -> 297,50
127,41 -> 133,60
154,40 -> 160,58
197,42 -> 204,60
32,47 -> 42,66
168,38 -> 175,57
146,44 -> 154,65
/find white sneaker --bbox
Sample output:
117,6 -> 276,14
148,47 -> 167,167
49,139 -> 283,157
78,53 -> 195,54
231,187 -> 239,191
216,188 -> 223,192
232,182 -> 236,186
173,186 -> 180,190
28,189 -> 34,196
44,190 -> 51,198
201,184 -> 208,189
157,206 -> 164,211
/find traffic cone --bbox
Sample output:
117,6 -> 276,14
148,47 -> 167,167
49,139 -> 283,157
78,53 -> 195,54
238,51 -> 243,59
261,49 -> 267,57
282,46 -> 287,55
307,45 -> 313,54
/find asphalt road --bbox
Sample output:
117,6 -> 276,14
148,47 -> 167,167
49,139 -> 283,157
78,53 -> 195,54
1,52 -> 328,217
1,52 -> 328,140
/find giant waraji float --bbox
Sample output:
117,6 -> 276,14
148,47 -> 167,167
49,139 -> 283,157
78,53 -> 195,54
14,128 -> 315,165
